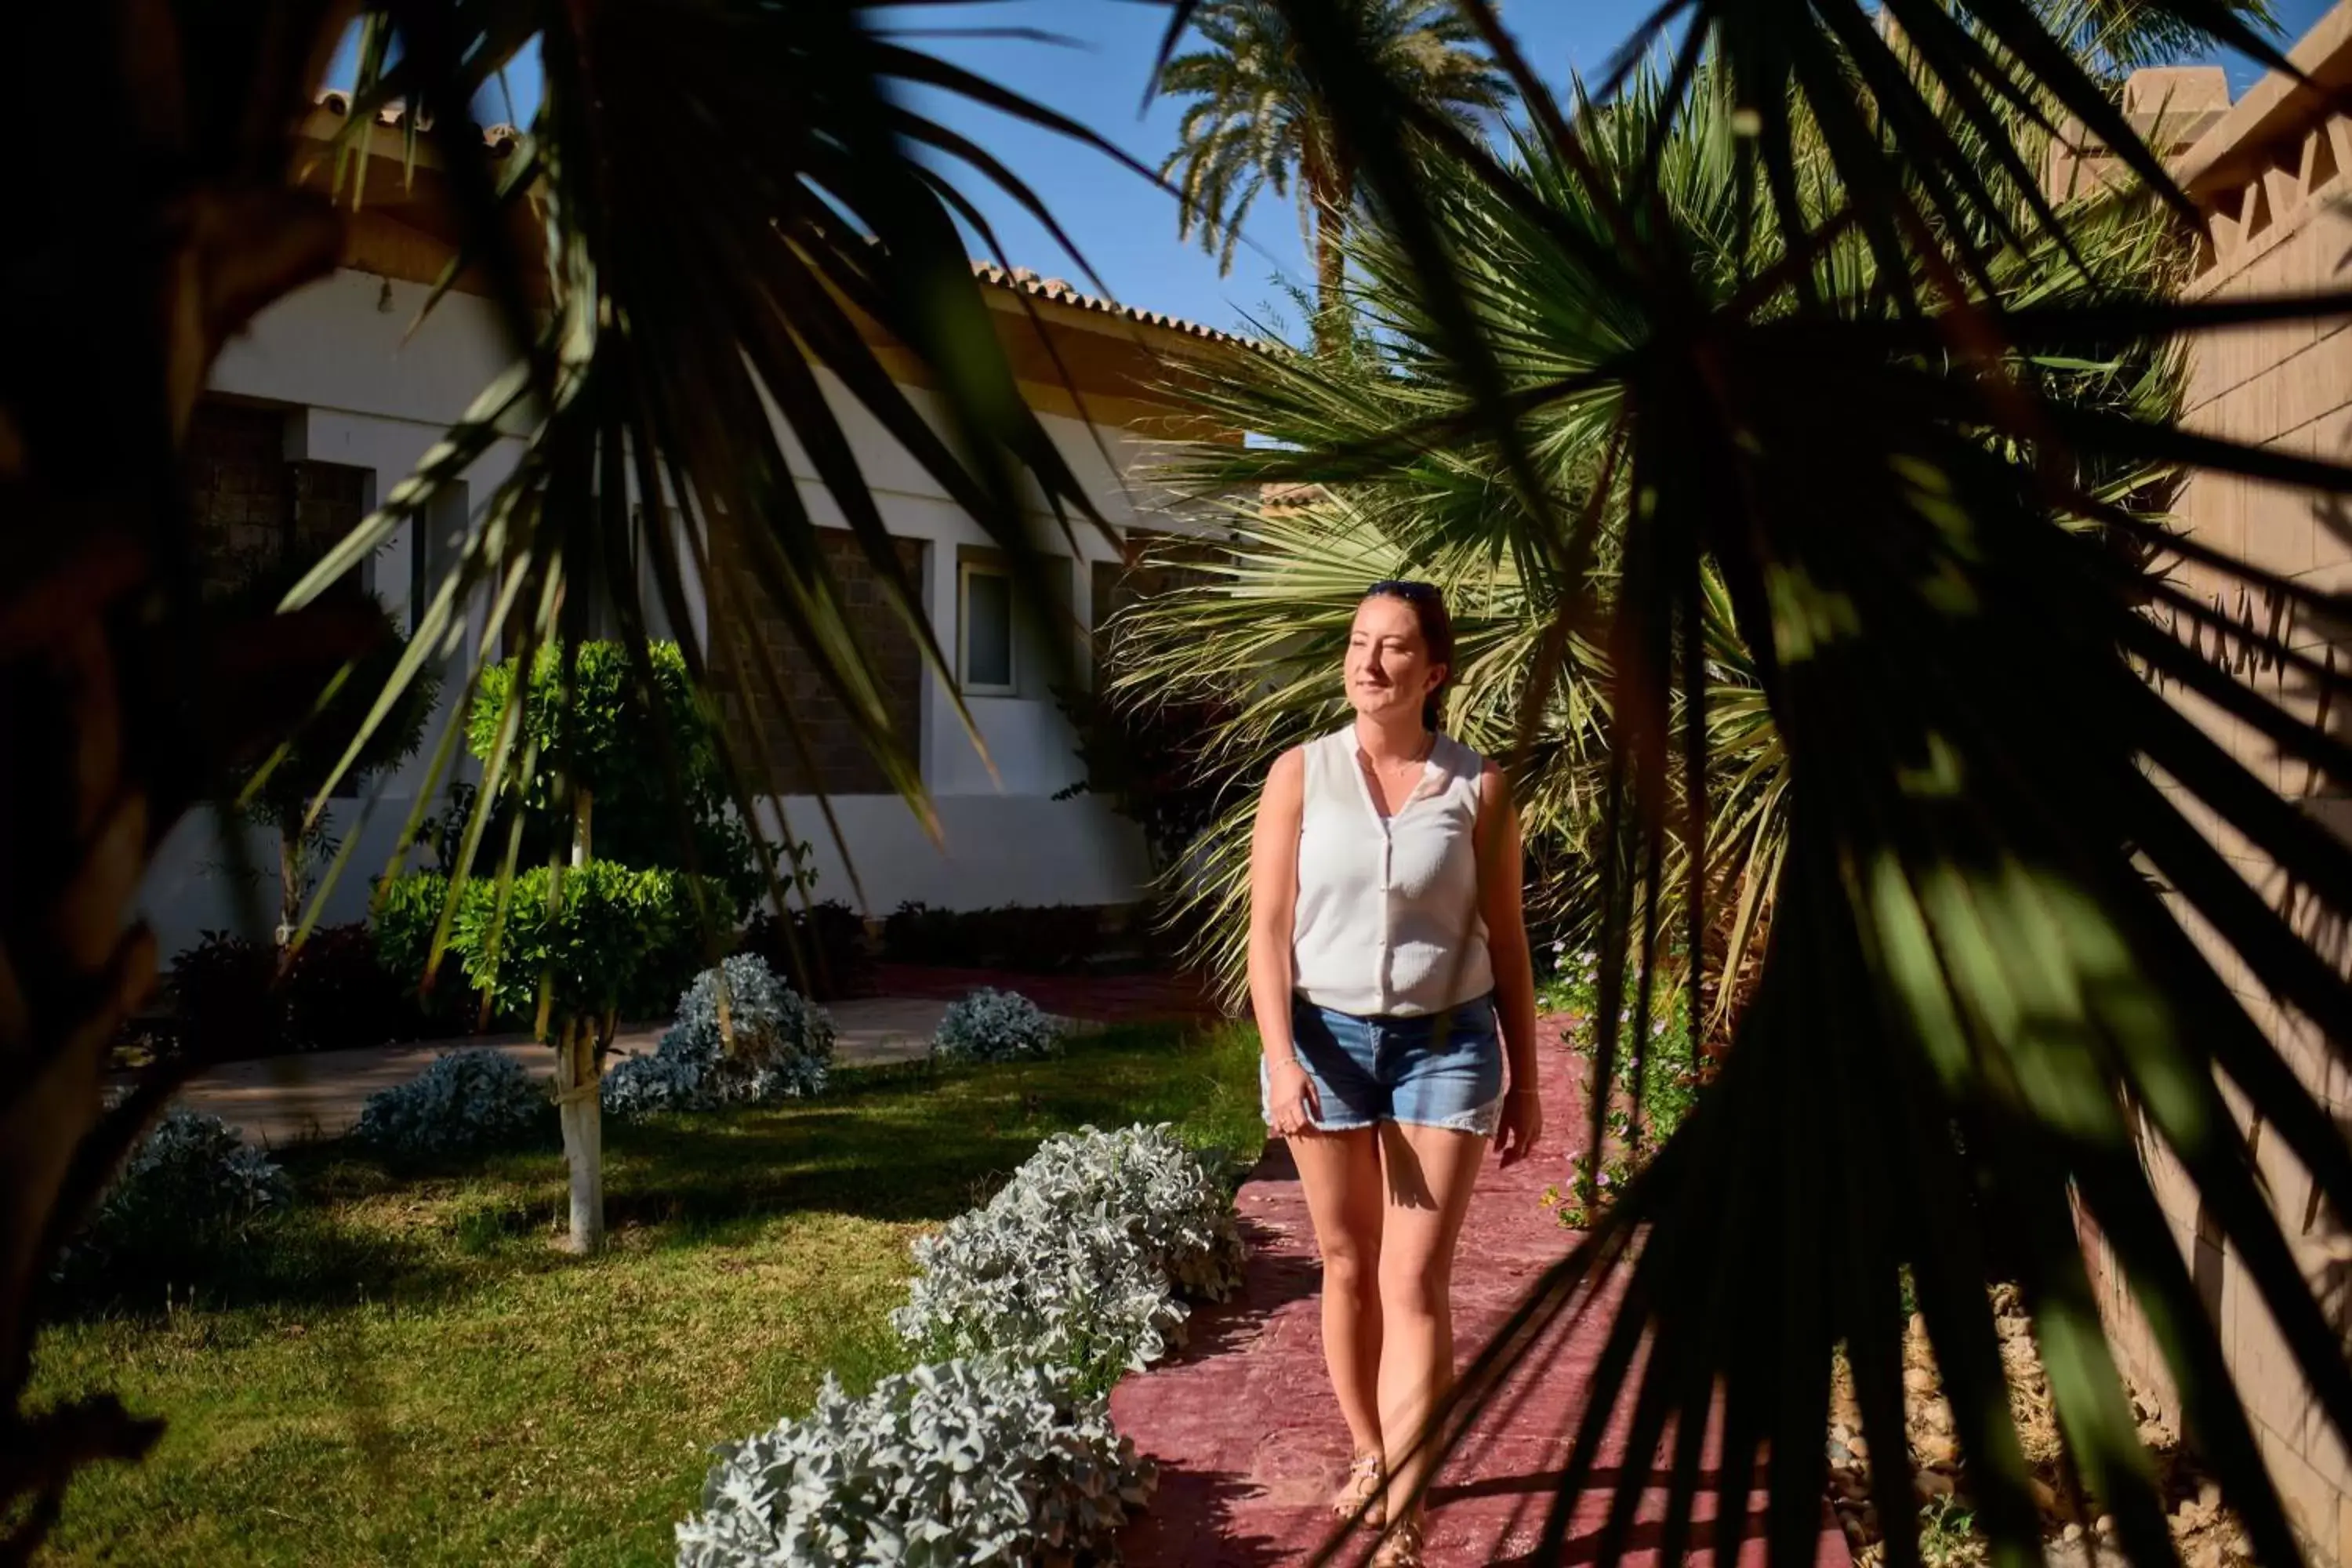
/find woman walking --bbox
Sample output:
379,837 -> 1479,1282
1249,579 -> 1545,1566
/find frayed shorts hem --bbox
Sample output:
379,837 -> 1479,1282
1263,1102 -> 1501,1138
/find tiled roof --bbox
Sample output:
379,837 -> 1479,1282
307,92 -> 1250,350
970,262 -> 1256,350
311,89 -> 524,158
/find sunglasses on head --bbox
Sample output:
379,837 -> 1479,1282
1366,578 -> 1442,603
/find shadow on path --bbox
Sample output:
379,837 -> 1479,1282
1112,1025 -> 1851,1568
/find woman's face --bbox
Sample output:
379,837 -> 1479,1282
1345,593 -> 1445,725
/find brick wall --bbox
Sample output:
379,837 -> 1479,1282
709,524 -> 926,796
1091,528 -> 1220,681
184,397 -> 371,597
2085,24 -> 2352,1563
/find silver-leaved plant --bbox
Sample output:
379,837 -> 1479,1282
675,1355 -> 1152,1568
604,953 -> 834,1118
352,1048 -> 551,1157
929,987 -> 1061,1064
892,1124 -> 1247,1388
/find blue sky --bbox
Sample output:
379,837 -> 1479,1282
329,0 -> 2336,338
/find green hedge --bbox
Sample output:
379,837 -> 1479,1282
375,865 -> 728,1028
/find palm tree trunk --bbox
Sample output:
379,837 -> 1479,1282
0,2 -> 347,1526
1313,201 -> 1348,347
1308,151 -> 1352,353
277,815 -> 306,946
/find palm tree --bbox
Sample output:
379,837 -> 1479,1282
1127,0 -> 2352,1555
1130,65 -> 2187,1030
5,0 -> 2345,1563
0,0 -> 1139,1546
1155,0 -> 1505,339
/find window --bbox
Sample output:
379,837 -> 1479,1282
960,561 -> 1017,694
412,481 -> 468,634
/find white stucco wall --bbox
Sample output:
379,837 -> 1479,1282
144,266 -> 1169,958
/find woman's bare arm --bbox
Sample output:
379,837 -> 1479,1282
1248,749 -> 1307,1068
1478,760 -> 1544,1161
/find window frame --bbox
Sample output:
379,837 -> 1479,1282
957,559 -> 1019,697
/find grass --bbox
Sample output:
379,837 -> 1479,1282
30,1021 -> 1265,1567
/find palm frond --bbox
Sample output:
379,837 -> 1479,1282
284,0 -> 1151,962
1141,23 -> 2352,1567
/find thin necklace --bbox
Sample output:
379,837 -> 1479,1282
1359,730 -> 1435,774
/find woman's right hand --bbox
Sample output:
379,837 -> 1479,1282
1268,1057 -> 1321,1138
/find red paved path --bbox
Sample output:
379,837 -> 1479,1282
1111,1026 -> 1849,1568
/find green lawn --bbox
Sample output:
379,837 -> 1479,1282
31,1022 -> 1265,1567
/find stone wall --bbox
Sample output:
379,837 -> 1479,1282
2084,15 -> 2352,1561
1089,527 -> 1219,680
708,524 -> 927,797
184,397 -> 371,597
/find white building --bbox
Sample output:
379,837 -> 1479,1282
140,97 -> 1242,961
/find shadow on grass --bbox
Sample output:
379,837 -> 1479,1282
46,1206 -> 470,1321
55,1022 -> 1262,1321
606,1023 -> 1263,1233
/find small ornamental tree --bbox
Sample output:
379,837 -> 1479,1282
215,562 -> 439,942
376,640 -> 760,1252
437,861 -> 695,1249
1053,682 -> 1238,875
468,640 -> 762,911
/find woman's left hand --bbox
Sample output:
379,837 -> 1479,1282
1494,1088 -> 1543,1167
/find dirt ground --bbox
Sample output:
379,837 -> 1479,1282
1828,1284 -> 2251,1568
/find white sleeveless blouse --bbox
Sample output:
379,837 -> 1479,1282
1291,726 -> 1493,1018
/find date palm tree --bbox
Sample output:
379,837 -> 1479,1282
1155,0 -> 1505,340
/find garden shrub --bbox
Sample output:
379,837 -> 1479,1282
64,1109 -> 289,1274
892,1124 -> 1247,1388
931,988 -> 1062,1064
167,929 -> 281,1059
737,901 -> 875,1002
375,862 -> 719,1029
1540,948 -> 1706,1230
469,641 -> 764,916
351,1049 -> 551,1158
167,923 -> 430,1061
368,873 -> 490,1033
280,922 -> 424,1050
676,1355 -> 1151,1568
603,955 -> 834,1118
880,902 -> 1110,972
880,901 -> 975,966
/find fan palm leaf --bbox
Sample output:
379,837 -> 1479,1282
1127,23 -> 2352,1566
0,0 -> 1174,1542
282,0 -> 1163,975
1136,62 -> 2188,1027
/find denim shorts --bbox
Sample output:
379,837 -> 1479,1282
1261,993 -> 1505,1136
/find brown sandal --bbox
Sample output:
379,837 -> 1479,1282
1371,1517 -> 1425,1566
1333,1450 -> 1386,1528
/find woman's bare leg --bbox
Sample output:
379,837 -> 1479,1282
1374,1123 -> 1488,1526
1288,1127 -> 1388,1461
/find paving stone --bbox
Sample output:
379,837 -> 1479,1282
165,993 -> 1022,1145
1110,1031 -> 1853,1567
